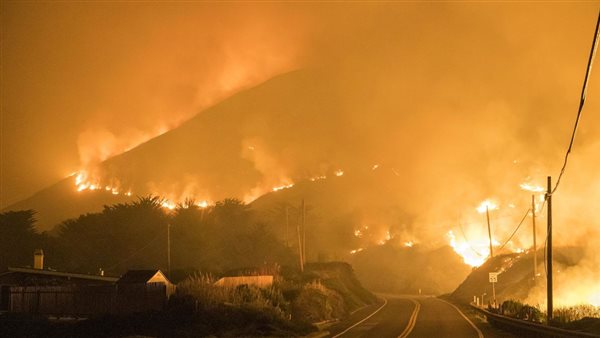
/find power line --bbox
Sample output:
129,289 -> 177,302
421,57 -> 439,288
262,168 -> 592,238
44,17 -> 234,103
552,10 -> 600,195
496,208 -> 531,253
106,231 -> 164,272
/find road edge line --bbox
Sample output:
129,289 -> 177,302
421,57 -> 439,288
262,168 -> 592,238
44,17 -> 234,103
437,298 -> 484,338
331,297 -> 388,338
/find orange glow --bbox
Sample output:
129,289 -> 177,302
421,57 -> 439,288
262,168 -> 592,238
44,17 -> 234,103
377,230 -> 392,245
272,183 -> 295,192
197,200 -> 210,208
519,182 -> 545,193
354,229 -> 363,238
476,199 -> 498,213
160,200 -> 176,210
448,230 -> 489,267
350,248 -> 363,255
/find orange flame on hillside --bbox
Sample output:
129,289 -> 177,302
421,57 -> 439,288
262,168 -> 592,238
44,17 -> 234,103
448,230 -> 489,267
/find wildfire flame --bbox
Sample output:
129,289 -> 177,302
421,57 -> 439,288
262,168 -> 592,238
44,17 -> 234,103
334,169 -> 344,177
160,200 -> 176,210
448,230 -> 491,267
272,183 -> 295,192
519,182 -> 545,193
71,170 -> 214,211
377,230 -> 392,245
476,199 -> 498,213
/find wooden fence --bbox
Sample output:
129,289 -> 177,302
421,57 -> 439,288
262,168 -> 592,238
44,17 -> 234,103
8,284 -> 168,316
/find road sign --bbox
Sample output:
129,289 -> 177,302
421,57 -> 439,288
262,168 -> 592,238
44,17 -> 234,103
489,272 -> 498,283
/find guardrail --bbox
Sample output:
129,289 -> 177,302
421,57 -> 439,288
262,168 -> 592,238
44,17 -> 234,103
470,304 -> 600,338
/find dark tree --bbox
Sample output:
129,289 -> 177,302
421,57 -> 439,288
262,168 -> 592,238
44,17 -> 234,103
0,210 -> 42,269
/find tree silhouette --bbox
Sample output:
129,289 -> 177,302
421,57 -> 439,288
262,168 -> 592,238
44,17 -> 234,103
57,196 -> 168,274
0,210 -> 43,269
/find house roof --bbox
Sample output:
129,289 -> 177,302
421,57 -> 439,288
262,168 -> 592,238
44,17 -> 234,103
1,267 -> 119,283
117,269 -> 171,284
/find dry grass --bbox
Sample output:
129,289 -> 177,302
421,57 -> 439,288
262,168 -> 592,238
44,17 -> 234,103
176,273 -> 289,318
553,305 -> 600,323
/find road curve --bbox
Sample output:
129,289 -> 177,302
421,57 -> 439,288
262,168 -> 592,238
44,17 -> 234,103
327,295 -> 485,338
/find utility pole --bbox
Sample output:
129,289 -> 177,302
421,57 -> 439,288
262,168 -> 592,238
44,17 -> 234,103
547,176 -> 553,322
486,205 -> 494,259
167,223 -> 171,278
532,195 -> 537,280
296,207 -> 304,272
302,199 -> 306,264
285,206 -> 290,247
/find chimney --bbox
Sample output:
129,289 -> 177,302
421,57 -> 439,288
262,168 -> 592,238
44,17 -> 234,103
34,249 -> 44,270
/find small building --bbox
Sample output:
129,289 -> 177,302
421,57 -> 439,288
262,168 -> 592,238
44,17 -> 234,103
116,270 -> 175,313
117,269 -> 175,296
0,267 -> 118,314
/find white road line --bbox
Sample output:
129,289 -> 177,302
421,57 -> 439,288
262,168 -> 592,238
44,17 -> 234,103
331,297 -> 388,338
398,298 -> 420,338
437,298 -> 484,338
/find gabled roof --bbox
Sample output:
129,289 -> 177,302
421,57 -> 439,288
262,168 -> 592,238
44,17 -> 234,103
117,269 -> 171,284
1,267 -> 119,283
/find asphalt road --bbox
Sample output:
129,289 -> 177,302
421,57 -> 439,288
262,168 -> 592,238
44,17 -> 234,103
326,295 -> 494,338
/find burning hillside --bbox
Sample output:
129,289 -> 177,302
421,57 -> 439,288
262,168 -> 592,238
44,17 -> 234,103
3,5 -> 600,309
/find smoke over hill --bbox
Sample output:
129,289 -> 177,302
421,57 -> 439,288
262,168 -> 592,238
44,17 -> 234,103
3,4 -> 600,305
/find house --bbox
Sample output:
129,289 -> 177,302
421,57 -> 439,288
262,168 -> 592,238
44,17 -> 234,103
1,250 -> 175,315
116,270 -> 175,313
0,251 -> 118,314
117,269 -> 175,296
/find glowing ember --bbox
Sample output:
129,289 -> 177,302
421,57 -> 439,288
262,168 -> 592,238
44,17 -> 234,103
372,164 -> 380,170
354,229 -> 363,238
161,200 -> 176,210
476,199 -> 498,213
197,200 -> 210,208
309,175 -> 327,182
272,183 -> 294,192
520,182 -> 545,193
404,241 -> 414,248
350,248 -> 363,255
334,169 -> 344,177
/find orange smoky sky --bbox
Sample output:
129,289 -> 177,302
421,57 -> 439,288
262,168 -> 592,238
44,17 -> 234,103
1,2 -> 308,207
1,1 -> 599,214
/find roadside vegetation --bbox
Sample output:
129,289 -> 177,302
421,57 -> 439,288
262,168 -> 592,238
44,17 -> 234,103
495,299 -> 600,335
